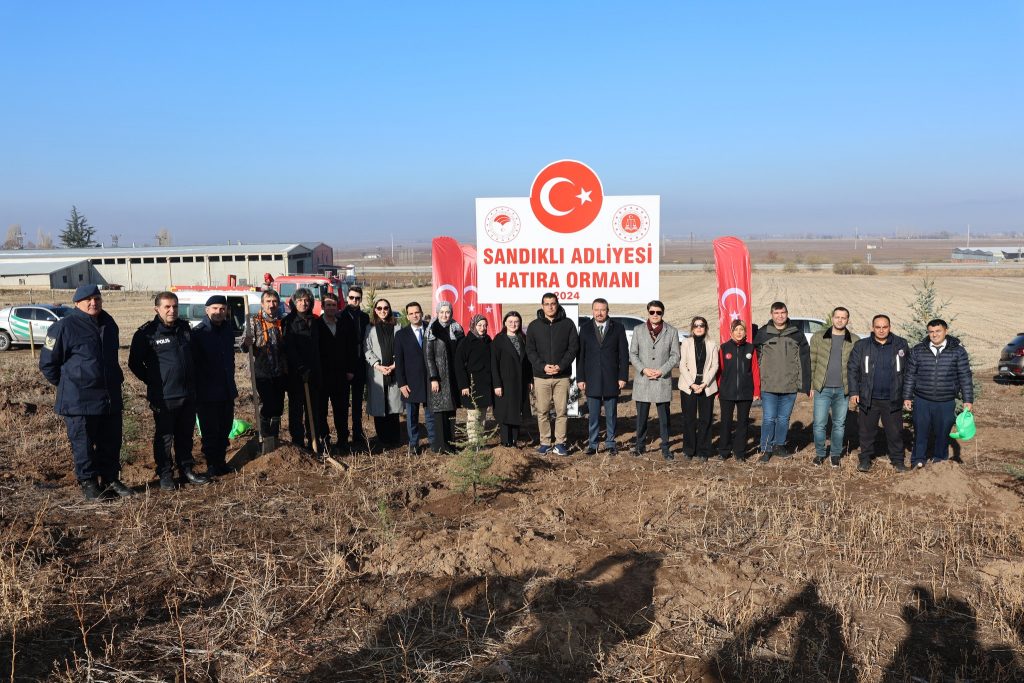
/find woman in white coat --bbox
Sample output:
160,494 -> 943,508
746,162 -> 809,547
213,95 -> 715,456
629,300 -> 681,459
365,298 -> 403,448
679,316 -> 719,461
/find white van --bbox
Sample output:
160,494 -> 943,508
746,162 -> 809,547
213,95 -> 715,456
174,290 -> 284,347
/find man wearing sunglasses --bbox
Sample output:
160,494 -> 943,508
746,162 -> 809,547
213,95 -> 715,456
340,286 -> 370,451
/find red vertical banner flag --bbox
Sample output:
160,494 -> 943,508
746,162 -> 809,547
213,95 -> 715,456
431,236 -> 464,319
713,237 -> 754,343
459,243 -> 502,334
431,237 -> 502,333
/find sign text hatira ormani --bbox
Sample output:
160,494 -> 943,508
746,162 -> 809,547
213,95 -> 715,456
483,244 -> 653,289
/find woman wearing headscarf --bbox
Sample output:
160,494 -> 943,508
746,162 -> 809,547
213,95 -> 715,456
718,319 -> 759,462
491,311 -> 533,447
629,300 -> 681,459
679,315 -> 719,461
454,314 -> 493,443
365,298 -> 402,448
424,301 -> 464,453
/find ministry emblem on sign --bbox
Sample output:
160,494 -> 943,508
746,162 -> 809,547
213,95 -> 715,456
612,205 -> 650,242
484,207 -> 522,243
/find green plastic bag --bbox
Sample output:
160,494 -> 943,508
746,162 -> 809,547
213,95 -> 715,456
949,410 -> 976,440
195,418 -> 253,440
229,419 -> 253,440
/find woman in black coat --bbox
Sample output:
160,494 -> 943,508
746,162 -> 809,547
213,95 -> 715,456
491,311 -> 532,446
718,319 -> 759,461
454,314 -> 493,444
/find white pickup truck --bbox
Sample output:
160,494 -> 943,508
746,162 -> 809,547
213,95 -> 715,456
0,304 -> 74,351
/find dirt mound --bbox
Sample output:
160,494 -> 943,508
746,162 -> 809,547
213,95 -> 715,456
236,443 -> 323,476
893,460 -> 1020,510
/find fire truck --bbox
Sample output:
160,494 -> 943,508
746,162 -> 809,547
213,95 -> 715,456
173,267 -> 357,315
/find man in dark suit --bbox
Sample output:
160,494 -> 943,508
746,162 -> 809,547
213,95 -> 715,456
576,298 -> 629,455
394,301 -> 435,455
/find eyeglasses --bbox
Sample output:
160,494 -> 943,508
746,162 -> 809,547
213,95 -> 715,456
648,310 -> 663,316
692,323 -> 706,328
375,306 -> 390,311
348,296 -> 362,301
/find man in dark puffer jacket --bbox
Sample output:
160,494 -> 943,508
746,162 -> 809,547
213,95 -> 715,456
902,318 -> 973,469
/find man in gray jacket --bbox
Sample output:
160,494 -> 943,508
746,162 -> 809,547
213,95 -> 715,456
753,301 -> 811,462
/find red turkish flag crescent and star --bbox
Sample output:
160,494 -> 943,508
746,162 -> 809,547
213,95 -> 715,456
713,236 -> 760,397
431,236 -> 502,334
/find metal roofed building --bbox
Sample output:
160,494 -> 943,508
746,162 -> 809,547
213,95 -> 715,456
0,242 -> 333,291
951,246 -> 1024,263
0,259 -> 92,288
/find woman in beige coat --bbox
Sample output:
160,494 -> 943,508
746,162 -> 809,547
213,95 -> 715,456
679,316 -> 719,461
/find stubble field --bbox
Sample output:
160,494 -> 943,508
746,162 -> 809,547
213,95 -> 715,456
1,271 -> 1023,682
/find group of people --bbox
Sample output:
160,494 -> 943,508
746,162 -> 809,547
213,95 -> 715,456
39,284 -> 975,502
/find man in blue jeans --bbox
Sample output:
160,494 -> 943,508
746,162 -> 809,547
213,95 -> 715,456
903,319 -> 973,469
809,307 -> 859,467
576,298 -> 629,455
753,302 -> 811,462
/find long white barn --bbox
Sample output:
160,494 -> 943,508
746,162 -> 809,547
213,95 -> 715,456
0,242 -> 334,290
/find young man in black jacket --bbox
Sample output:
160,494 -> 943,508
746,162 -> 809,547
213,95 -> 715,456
128,291 -> 210,490
902,319 -> 974,469
847,314 -> 911,472
525,293 -> 579,456
340,286 -> 370,450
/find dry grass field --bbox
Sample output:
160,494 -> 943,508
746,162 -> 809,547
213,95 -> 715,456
2,271 -> 1023,681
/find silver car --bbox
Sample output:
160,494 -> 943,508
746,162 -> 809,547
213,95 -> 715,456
0,304 -> 74,351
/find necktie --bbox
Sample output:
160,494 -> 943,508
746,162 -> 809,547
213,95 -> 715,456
417,327 -> 423,347
597,324 -> 605,343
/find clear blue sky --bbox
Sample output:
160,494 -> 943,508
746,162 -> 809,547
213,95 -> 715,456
2,2 -> 1021,245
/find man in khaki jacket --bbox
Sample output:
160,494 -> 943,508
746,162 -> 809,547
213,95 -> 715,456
809,307 -> 859,467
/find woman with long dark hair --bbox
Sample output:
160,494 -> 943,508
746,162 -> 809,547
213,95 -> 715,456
424,301 -> 464,453
490,310 -> 532,446
679,315 -> 719,461
718,319 -> 759,461
365,298 -> 402,447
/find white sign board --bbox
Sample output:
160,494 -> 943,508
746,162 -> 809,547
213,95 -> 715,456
476,160 -> 660,304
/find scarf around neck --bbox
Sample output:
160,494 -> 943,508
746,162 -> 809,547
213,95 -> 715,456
647,319 -> 664,340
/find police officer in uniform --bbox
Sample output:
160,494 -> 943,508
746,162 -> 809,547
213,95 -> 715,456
128,291 -> 211,490
39,284 -> 134,500
192,294 -> 238,475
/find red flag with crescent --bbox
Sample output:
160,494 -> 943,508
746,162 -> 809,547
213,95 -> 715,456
431,237 -> 501,333
459,243 -> 502,335
714,236 -> 759,397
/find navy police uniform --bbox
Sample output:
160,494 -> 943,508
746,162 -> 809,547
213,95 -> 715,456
192,305 -> 238,472
128,315 -> 199,477
39,289 -> 124,487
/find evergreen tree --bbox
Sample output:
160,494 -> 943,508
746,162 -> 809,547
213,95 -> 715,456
900,276 -> 955,343
60,206 -> 97,248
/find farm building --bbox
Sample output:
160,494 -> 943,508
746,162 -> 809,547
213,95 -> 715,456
0,242 -> 334,291
0,259 -> 93,289
951,246 -> 1024,263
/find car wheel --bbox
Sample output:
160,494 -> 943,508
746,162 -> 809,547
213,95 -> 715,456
0,331 -> 11,352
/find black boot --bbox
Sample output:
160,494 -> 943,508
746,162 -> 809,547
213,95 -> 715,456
182,467 -> 211,485
105,479 -> 136,498
159,472 -> 177,491
80,478 -> 103,500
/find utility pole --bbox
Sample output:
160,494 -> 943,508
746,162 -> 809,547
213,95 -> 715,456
966,224 -> 971,248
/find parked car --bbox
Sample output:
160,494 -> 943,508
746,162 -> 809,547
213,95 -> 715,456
0,304 -> 74,351
998,332 -> 1024,380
